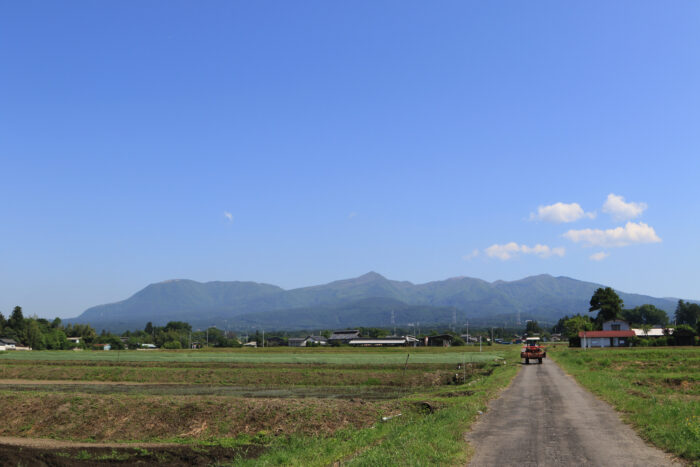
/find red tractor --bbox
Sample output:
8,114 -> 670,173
521,337 -> 546,364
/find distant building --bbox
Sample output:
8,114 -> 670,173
579,320 -> 634,348
460,334 -> 478,343
632,328 -> 670,338
288,338 -> 306,347
425,334 -> 454,347
348,336 -> 417,347
305,336 -> 328,346
66,337 -> 81,346
266,336 -> 286,347
329,330 -> 361,345
0,338 -> 19,350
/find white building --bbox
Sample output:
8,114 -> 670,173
579,320 -> 634,348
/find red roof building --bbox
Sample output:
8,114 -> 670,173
578,330 -> 634,348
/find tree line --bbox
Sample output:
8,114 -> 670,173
551,288 -> 700,346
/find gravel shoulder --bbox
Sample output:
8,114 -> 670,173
466,358 -> 681,466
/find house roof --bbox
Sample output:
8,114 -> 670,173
427,334 -> 454,340
0,338 -> 18,344
578,330 -> 635,338
306,336 -> 328,342
349,338 -> 407,345
329,330 -> 361,339
288,338 -> 306,342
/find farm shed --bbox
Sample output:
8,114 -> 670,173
329,330 -> 361,345
305,335 -> 328,345
266,336 -> 286,346
578,330 -> 634,348
288,338 -> 306,347
632,328 -> 669,338
0,338 -> 19,350
348,337 -> 410,347
425,334 -> 454,347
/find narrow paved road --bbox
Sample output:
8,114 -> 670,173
466,358 -> 679,466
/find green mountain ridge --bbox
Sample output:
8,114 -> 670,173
65,272 -> 685,332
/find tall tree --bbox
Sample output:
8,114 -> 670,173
8,306 -> 25,332
675,300 -> 700,326
622,304 -> 669,326
563,315 -> 594,339
525,320 -> 542,335
589,287 -> 623,323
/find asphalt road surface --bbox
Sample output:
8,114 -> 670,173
466,358 -> 679,466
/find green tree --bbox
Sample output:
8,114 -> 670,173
673,324 -> 696,346
164,321 -> 192,333
145,322 -> 154,335
524,320 -> 542,335
8,306 -> 25,332
675,300 -> 700,326
589,287 -> 624,324
25,320 -> 45,349
622,304 -> 669,326
563,315 -> 594,339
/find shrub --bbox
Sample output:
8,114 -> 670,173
163,340 -> 182,349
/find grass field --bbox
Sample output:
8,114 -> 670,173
0,347 -> 503,364
549,346 -> 700,464
0,345 -> 521,465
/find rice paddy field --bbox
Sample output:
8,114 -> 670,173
549,346 -> 700,464
0,345 -> 521,466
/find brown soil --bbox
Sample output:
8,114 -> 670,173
0,392 -> 399,441
0,442 -> 263,466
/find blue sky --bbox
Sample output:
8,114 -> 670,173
1,1 -> 699,319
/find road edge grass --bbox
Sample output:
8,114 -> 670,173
232,350 -> 520,466
549,347 -> 699,465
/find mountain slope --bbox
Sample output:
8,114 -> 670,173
66,273 -> 683,332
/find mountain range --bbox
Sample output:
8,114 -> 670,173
65,272 -> 684,332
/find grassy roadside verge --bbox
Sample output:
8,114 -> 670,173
234,349 -> 520,466
549,347 -> 699,464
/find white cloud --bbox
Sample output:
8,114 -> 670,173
589,251 -> 610,261
348,212 -> 357,219
224,212 -> 233,222
530,202 -> 595,223
602,193 -> 647,221
462,249 -> 480,261
484,242 -> 565,261
564,222 -> 661,247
